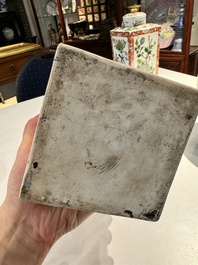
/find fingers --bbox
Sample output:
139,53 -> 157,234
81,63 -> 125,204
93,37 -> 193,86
23,115 -> 39,143
18,115 -> 39,156
18,115 -> 39,168
7,115 -> 40,198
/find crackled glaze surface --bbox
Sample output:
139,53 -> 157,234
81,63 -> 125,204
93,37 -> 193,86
20,43 -> 198,221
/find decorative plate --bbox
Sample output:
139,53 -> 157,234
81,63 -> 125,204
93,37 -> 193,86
45,0 -> 58,15
144,0 -> 181,25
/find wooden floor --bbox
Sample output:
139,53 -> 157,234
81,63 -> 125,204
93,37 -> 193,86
0,97 -> 17,109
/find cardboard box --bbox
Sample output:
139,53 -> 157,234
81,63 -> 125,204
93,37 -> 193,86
110,24 -> 161,74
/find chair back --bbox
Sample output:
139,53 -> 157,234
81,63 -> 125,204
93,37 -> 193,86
16,49 -> 55,102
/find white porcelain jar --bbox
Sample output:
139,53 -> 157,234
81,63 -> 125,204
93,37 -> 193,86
122,11 -> 146,28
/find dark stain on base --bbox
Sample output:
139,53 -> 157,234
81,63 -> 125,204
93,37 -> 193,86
84,161 -> 97,169
124,210 -> 134,218
143,209 -> 158,220
33,162 -> 38,169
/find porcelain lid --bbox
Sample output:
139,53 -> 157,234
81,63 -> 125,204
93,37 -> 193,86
123,12 -> 146,19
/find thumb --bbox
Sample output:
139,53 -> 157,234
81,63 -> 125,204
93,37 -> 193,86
7,115 -> 39,197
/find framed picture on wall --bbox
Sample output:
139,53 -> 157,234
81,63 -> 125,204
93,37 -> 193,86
87,14 -> 93,22
101,12 -> 106,20
100,4 -> 105,11
80,0 -> 84,6
78,7 -> 85,15
87,6 -> 92,13
79,15 -> 86,21
77,0 -> 107,25
85,0 -> 91,5
93,6 -> 98,12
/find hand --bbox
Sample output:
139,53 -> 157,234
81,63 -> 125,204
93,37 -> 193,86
0,116 -> 91,264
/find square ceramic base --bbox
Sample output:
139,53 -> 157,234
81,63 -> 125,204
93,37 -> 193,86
20,43 -> 198,221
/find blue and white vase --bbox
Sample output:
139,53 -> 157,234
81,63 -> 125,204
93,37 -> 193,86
0,0 -> 7,12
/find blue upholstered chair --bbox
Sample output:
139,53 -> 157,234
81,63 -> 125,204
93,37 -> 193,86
16,49 -> 55,102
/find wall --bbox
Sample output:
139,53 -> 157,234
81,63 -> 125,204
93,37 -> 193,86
22,0 -> 41,43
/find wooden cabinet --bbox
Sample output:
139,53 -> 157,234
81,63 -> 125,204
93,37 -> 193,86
188,46 -> 198,76
31,0 -> 194,74
159,53 -> 185,72
64,39 -> 112,59
159,0 -> 194,73
0,43 -> 41,86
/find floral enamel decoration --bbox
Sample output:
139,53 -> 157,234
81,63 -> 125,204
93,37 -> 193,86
110,24 -> 161,74
134,35 -> 157,73
112,38 -> 128,64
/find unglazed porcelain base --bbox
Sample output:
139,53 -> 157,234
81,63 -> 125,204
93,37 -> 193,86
20,43 -> 198,221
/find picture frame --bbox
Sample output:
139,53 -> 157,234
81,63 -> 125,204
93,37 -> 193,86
87,14 -> 93,22
87,6 -> 92,13
85,0 -> 91,5
94,13 -> 99,21
101,12 -> 106,20
100,4 -> 105,12
79,15 -> 86,21
93,6 -> 98,12
78,7 -> 85,15
77,0 -> 107,26
80,0 -> 84,7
